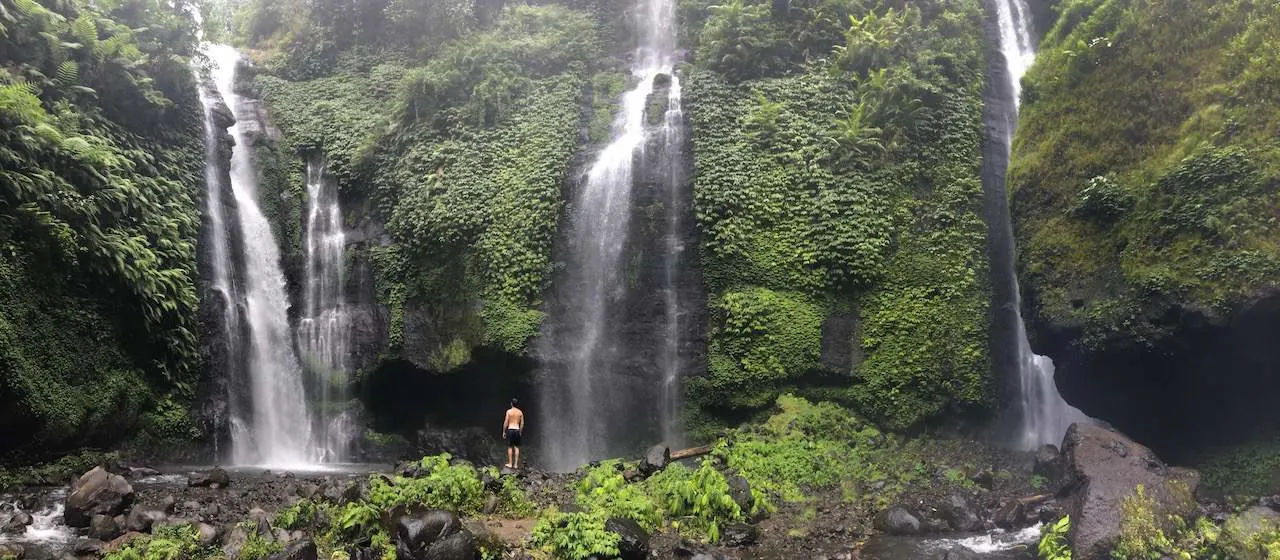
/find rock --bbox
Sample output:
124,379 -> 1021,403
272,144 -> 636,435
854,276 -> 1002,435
72,538 -> 103,556
223,521 -> 272,560
1034,444 -> 1066,486
970,470 -> 995,490
725,475 -> 753,515
419,530 -> 475,560
347,547 -> 379,560
0,543 -> 23,559
2,512 -> 32,534
482,495 -> 499,515
103,532 -> 146,554
126,467 -> 160,479
499,466 -> 518,477
639,445 -> 670,476
937,551 -> 979,560
1221,506 -> 1280,558
993,500 -> 1028,529
196,523 -> 220,546
159,496 -> 177,515
1035,501 -> 1066,523
394,510 -> 462,559
1061,423 -> 1199,560
188,468 -> 231,488
265,538 -> 317,560
940,495 -> 982,532
89,514 -> 122,541
604,517 -> 649,560
1260,495 -> 1280,511
718,522 -> 758,547
339,482 -> 363,505
873,505 -> 921,535
65,467 -> 134,528
125,509 -> 166,533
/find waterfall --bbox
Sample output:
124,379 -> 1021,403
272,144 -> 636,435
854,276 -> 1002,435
537,0 -> 685,470
202,44 -> 317,467
984,0 -> 1090,450
297,156 -> 356,462
658,77 -> 686,448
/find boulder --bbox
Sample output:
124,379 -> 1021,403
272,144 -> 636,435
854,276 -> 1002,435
159,496 -> 177,515
72,538 -> 103,556
418,530 -> 475,560
940,495 -> 982,532
265,538 -> 317,560
125,509 -> 166,533
2,512 -> 32,534
347,547 -> 379,560
394,510 -> 462,559
102,531 -> 146,554
89,514 -> 123,541
196,523 -> 220,546
1221,506 -> 1280,560
188,468 -> 231,488
639,445 -> 670,476
1061,423 -> 1199,560
718,522 -> 758,548
993,500 -> 1028,530
725,475 -> 753,515
1034,444 -> 1066,487
0,543 -> 23,559
65,467 -> 134,528
126,467 -> 160,479
873,505 -> 920,535
604,517 -> 649,560
482,495 -> 499,515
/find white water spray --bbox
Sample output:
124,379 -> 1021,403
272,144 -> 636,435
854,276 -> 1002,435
992,0 -> 1091,449
203,44 -> 317,467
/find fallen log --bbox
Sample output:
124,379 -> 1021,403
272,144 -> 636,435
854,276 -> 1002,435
669,444 -> 713,461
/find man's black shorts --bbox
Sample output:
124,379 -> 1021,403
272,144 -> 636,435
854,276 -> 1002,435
506,428 -> 522,447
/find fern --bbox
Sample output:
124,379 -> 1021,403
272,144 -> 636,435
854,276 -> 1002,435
54,60 -> 76,86
70,14 -> 95,50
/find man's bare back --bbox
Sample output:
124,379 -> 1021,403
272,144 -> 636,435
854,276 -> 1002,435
503,399 -> 525,469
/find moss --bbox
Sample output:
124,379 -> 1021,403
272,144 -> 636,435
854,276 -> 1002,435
1010,0 -> 1280,350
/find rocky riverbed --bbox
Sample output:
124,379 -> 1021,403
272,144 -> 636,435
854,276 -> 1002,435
3,424 -> 1278,560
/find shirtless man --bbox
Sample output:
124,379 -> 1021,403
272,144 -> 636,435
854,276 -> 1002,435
502,399 -> 525,469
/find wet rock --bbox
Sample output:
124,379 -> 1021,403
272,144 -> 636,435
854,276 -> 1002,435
196,523 -> 220,546
639,445 -> 670,476
222,523 -> 266,560
718,522 -> 758,547
393,510 -> 462,559
419,530 -> 475,560
72,538 -> 103,556
482,495 -> 499,515
89,514 -> 123,541
1036,501 -> 1065,523
1260,495 -> 1280,511
937,551 -> 979,560
970,470 -> 995,490
65,467 -> 134,528
873,505 -> 921,535
1061,423 -> 1199,560
940,495 -> 982,532
126,467 -> 160,479
125,509 -> 166,533
1034,444 -> 1066,486
339,482 -> 363,505
604,517 -> 649,560
0,543 -> 24,559
265,538 -> 317,560
725,475 -> 753,515
347,547 -> 378,560
188,468 -> 231,488
499,466 -> 518,477
159,496 -> 177,515
103,532 -> 146,554
993,500 -> 1028,529
2,512 -> 32,534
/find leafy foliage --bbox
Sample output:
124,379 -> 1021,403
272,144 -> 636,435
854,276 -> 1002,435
367,454 -> 486,515
575,462 -> 662,531
0,0 -> 204,459
530,511 -> 621,560
1010,0 -> 1280,351
102,524 -> 217,560
683,0 -> 992,426
645,460 -> 742,542
1038,515 -> 1072,560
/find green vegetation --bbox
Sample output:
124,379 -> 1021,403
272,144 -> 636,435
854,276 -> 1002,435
0,0 -> 205,459
368,454 -> 486,514
1010,0 -> 1280,350
646,461 -> 743,542
1038,515 -> 1072,560
530,511 -> 621,560
683,0 -> 992,427
711,394 -> 923,509
0,449 -> 118,490
103,524 -> 218,560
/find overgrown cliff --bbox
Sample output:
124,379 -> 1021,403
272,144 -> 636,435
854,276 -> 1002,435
0,0 -> 206,460
1009,0 -> 1280,479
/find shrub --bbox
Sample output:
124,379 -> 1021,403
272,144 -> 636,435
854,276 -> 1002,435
575,462 -> 661,531
530,511 -> 620,560
1038,515 -> 1072,560
274,499 -> 317,530
646,460 -> 742,542
368,454 -> 485,514
102,524 -> 213,560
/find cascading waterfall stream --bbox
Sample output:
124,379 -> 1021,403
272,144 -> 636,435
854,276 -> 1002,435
987,0 -> 1090,450
297,157 -> 356,462
538,0 -> 684,470
203,44 -> 317,467
658,78 -> 685,448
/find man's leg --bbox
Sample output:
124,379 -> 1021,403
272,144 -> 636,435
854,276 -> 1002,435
514,446 -> 520,469
506,446 -> 513,468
